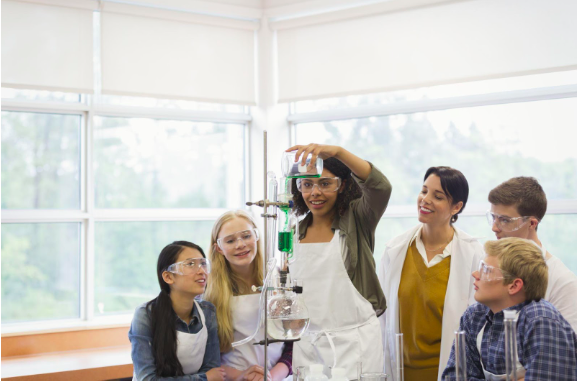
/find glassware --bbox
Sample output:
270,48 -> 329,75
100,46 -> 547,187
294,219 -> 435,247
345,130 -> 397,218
359,372 -> 387,381
305,364 -> 329,381
267,279 -> 310,340
454,331 -> 467,381
282,151 -> 323,178
504,310 -> 518,381
395,333 -> 404,381
330,368 -> 348,381
294,366 -> 309,381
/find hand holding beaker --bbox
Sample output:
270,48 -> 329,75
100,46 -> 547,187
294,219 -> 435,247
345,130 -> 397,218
286,144 -> 341,168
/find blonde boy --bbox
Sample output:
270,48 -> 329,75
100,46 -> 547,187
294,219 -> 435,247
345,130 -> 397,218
442,238 -> 577,381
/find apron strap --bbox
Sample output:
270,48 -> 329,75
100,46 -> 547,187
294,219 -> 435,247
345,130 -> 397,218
311,331 -> 338,369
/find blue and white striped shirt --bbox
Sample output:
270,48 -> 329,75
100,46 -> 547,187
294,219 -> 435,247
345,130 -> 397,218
442,299 -> 577,381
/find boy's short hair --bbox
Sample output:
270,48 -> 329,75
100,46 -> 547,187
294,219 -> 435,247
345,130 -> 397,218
484,238 -> 548,301
488,177 -> 547,221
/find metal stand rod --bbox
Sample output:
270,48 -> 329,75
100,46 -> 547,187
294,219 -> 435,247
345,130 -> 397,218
263,130 -> 269,379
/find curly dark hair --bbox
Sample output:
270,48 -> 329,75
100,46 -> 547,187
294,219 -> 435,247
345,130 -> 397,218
292,157 -> 363,217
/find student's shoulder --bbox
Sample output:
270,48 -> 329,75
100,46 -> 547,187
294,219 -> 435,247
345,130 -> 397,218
547,255 -> 577,284
133,301 -> 153,317
130,301 -> 154,334
463,302 -> 490,321
465,302 -> 490,315
522,299 -> 568,325
198,299 -> 217,314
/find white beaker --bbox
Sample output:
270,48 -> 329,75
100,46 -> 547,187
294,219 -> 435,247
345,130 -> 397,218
282,151 -> 323,178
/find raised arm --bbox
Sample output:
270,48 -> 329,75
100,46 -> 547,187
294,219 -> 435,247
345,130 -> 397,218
287,144 -> 371,180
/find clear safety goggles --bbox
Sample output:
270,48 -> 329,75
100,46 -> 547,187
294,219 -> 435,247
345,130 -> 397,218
477,259 -> 511,282
166,258 -> 210,275
296,177 -> 342,194
485,211 -> 532,232
216,229 -> 259,250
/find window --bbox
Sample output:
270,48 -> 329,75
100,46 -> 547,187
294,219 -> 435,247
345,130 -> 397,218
1,89 -> 249,331
1,223 -> 81,323
291,74 -> 577,273
2,111 -> 82,209
94,117 -> 245,209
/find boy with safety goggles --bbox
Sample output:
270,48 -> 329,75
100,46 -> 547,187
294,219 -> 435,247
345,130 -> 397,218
442,237 -> 577,380
487,176 -> 577,332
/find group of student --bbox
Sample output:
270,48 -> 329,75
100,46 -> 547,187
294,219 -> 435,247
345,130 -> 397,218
128,143 -> 577,381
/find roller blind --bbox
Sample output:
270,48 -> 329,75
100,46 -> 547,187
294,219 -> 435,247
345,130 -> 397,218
100,10 -> 257,105
1,0 -> 94,93
276,0 -> 577,103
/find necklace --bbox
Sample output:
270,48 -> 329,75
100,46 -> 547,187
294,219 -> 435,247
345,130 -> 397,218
424,233 -> 453,252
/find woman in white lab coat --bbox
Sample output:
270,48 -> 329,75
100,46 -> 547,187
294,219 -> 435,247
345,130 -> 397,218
378,167 -> 483,381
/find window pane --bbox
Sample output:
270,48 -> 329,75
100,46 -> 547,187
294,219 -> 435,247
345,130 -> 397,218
374,217 -> 416,269
94,117 -> 245,208
295,98 -> 577,205
98,94 -> 247,113
94,220 -> 214,316
1,223 -> 81,323
1,111 -> 81,209
293,70 -> 577,113
1,87 -> 81,102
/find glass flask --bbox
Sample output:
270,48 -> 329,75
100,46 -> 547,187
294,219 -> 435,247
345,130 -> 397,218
267,279 -> 310,340
282,151 -> 323,178
504,310 -> 518,381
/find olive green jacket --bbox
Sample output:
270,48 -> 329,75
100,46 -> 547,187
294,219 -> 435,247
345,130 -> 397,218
298,162 -> 391,316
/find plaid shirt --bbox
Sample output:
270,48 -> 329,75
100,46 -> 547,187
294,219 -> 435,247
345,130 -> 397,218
442,300 -> 577,381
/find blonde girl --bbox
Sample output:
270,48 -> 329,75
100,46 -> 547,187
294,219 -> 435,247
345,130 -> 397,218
204,210 -> 292,381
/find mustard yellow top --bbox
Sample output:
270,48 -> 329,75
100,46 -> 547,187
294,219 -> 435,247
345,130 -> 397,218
398,240 -> 451,380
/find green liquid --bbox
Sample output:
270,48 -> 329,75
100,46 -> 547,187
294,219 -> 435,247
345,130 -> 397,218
278,231 -> 293,252
287,174 -> 321,179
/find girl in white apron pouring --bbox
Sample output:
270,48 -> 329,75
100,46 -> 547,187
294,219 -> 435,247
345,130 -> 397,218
129,241 -> 225,381
204,210 -> 293,381
286,144 -> 392,380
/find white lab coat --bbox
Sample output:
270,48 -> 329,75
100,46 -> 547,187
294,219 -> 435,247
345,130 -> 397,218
378,225 -> 484,381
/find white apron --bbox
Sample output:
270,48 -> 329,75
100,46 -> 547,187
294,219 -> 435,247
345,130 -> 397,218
221,294 -> 284,369
475,311 -> 526,380
289,230 -> 384,380
177,299 -> 209,375
133,299 -> 208,380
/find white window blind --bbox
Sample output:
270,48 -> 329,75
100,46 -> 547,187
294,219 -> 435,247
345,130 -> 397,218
1,0 -> 94,93
275,0 -> 577,103
100,9 -> 257,105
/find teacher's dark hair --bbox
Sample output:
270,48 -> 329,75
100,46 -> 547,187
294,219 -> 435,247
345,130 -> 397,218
146,241 -> 206,377
424,166 -> 468,224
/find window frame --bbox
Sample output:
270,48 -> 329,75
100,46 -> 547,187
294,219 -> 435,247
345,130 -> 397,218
1,94 -> 252,334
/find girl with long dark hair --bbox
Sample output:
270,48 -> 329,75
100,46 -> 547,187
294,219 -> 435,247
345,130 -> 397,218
129,241 -> 226,381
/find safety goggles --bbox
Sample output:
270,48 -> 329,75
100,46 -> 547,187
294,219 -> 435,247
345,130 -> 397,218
477,259 -> 511,282
486,211 -> 533,232
216,229 -> 259,250
296,177 -> 342,194
166,258 -> 210,275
